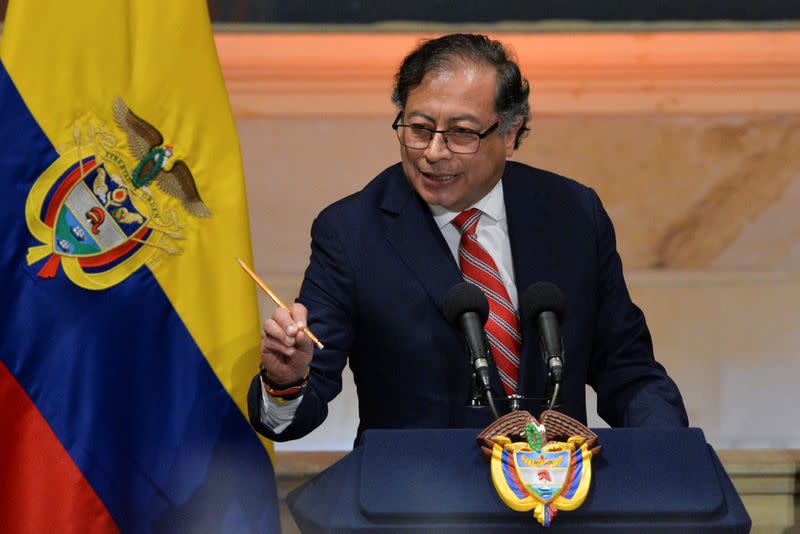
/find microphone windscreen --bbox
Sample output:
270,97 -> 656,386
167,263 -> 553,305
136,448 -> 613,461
521,282 -> 566,323
443,282 -> 489,326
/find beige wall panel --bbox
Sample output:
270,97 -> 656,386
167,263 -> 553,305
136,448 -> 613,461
717,283 -> 800,448
627,282 -> 722,438
239,116 -> 396,283
238,115 -> 800,450
236,92 -> 800,452
242,115 -> 800,276
714,177 -> 800,270
515,116 -> 800,271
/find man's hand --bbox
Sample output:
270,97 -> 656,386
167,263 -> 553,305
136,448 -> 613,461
261,303 -> 313,385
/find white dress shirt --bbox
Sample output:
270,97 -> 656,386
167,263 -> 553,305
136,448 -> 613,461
429,179 -> 518,308
260,179 -> 519,432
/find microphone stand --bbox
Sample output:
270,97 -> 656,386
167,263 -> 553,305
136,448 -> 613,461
544,359 -> 563,411
468,369 -> 484,407
468,369 -> 500,420
467,341 -> 500,420
485,388 -> 499,420
507,394 -> 522,412
547,382 -> 560,411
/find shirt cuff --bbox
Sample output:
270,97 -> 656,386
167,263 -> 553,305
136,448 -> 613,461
259,376 -> 303,434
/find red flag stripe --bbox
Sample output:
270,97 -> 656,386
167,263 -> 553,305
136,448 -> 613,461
0,362 -> 119,534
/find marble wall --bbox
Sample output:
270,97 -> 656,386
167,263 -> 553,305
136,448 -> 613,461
519,116 -> 800,271
239,114 -> 800,451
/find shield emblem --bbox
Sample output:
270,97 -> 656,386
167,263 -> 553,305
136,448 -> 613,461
23,101 -> 207,290
513,450 -> 572,503
51,159 -> 147,257
490,440 -> 594,527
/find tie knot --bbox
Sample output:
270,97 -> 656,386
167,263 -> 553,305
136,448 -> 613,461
452,208 -> 481,236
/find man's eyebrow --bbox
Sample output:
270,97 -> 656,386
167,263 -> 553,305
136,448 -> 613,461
448,114 -> 481,125
404,111 -> 435,123
405,111 -> 482,126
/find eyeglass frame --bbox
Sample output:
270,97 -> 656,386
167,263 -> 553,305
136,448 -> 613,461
391,111 -> 500,154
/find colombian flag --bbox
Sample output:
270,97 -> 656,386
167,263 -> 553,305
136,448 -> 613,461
0,1 -> 280,532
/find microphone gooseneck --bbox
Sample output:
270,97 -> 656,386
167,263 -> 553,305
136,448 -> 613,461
521,282 -> 566,410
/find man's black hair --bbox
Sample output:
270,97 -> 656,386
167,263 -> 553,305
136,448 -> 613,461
391,33 -> 530,149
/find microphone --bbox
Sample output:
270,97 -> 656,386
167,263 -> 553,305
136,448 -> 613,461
521,282 -> 566,391
443,282 -> 491,393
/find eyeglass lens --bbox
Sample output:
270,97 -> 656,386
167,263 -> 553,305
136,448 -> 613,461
398,127 -> 481,153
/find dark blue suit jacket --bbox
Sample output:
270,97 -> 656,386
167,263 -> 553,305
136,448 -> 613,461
249,162 -> 688,444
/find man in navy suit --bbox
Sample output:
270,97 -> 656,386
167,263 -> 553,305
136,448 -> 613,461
249,34 -> 687,444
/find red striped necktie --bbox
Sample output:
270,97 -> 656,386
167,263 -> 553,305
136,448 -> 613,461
452,208 -> 521,396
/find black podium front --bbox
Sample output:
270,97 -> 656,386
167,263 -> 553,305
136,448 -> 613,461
287,428 -> 751,532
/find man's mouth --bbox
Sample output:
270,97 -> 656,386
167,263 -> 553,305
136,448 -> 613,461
421,172 -> 459,182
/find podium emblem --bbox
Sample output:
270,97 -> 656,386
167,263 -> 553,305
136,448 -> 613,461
478,410 -> 600,527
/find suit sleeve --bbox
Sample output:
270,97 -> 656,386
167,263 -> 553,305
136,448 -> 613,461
247,212 -> 356,441
587,191 -> 689,427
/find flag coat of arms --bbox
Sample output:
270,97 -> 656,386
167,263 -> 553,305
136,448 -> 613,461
0,1 -> 280,532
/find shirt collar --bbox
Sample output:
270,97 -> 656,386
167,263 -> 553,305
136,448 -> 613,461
429,179 -> 506,230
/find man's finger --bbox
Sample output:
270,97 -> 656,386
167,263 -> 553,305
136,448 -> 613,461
263,318 -> 288,341
271,307 -> 296,333
289,302 -> 308,329
292,328 -> 315,353
262,336 -> 297,358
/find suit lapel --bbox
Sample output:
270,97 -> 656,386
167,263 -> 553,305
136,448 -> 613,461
504,163 -> 547,298
503,163 -> 551,396
380,168 -> 463,315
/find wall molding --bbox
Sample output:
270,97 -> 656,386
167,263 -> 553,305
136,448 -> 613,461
215,31 -> 800,116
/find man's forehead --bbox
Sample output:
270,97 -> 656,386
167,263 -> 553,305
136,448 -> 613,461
403,62 -> 497,120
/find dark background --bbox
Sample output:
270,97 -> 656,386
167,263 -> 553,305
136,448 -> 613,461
204,1 -> 800,24
1,1 -> 799,25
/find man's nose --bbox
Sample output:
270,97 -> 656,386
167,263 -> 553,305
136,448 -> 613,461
424,132 -> 452,162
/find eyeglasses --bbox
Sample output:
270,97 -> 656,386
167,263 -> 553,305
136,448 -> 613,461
391,112 -> 499,154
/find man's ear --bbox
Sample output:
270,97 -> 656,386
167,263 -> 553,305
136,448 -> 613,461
504,118 -> 522,157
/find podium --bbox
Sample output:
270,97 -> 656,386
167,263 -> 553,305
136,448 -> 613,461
287,427 -> 751,532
